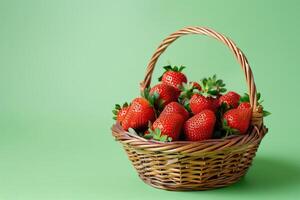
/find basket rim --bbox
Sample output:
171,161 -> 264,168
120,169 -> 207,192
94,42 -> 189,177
111,122 -> 268,155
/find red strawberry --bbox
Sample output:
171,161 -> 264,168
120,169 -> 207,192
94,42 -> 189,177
223,108 -> 252,134
150,83 -> 179,107
219,91 -> 240,108
152,113 -> 184,141
159,65 -> 187,90
184,109 -> 216,141
160,102 -> 189,120
112,102 -> 129,123
190,94 -> 217,114
239,92 -> 271,117
186,75 -> 226,114
122,97 -> 156,131
238,102 -> 251,109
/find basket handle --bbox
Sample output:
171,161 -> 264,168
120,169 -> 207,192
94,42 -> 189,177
140,26 -> 258,110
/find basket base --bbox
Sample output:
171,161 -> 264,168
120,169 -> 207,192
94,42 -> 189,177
138,169 -> 249,191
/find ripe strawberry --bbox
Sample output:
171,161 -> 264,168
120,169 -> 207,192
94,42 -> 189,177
122,97 -> 156,131
189,94 -> 218,114
238,102 -> 251,109
219,91 -> 240,108
151,113 -> 185,141
112,102 -> 129,123
184,109 -> 216,141
160,102 -> 189,121
223,108 -> 252,134
150,83 -> 180,107
159,65 -> 187,90
239,93 -> 271,117
184,75 -> 226,114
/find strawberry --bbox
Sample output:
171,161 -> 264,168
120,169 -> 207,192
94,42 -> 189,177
238,102 -> 251,109
159,65 -> 187,90
190,94 -> 217,114
122,97 -> 156,131
150,113 -> 184,141
112,102 -> 130,123
223,108 -> 252,134
219,91 -> 240,108
183,75 -> 226,114
150,83 -> 180,108
183,109 -> 216,141
160,102 -> 189,121
239,92 -> 271,117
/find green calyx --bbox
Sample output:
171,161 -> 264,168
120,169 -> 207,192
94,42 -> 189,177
222,119 -> 240,137
141,87 -> 162,117
178,82 -> 200,113
163,65 -> 186,72
144,127 -> 172,142
112,102 -> 129,120
179,82 -> 201,100
200,74 -> 226,98
158,65 -> 186,81
141,87 -> 160,107
240,92 -> 271,117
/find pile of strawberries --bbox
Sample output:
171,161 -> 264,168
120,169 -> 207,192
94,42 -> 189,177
113,65 -> 269,142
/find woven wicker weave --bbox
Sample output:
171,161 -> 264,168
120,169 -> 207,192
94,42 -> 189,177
111,26 -> 268,191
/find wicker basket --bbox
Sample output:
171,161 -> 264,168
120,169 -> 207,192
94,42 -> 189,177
111,26 -> 268,191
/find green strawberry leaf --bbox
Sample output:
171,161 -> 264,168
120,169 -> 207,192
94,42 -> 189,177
257,92 -> 261,101
179,65 -> 186,72
220,88 -> 227,93
263,110 -> 271,117
158,76 -> 163,81
163,65 -> 172,71
240,93 -> 250,103
112,110 -> 118,115
179,82 -> 200,103
144,127 -> 172,142
160,135 -> 168,142
223,119 -> 228,126
200,75 -> 226,98
144,134 -> 153,139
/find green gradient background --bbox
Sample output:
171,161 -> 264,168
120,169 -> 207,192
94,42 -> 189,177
1,0 -> 300,199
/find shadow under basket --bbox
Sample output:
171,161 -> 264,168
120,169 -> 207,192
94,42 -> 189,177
111,26 -> 268,191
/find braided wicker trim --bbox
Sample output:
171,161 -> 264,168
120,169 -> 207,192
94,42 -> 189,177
112,123 -> 267,155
